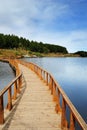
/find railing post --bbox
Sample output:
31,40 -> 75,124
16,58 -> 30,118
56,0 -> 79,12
70,112 -> 75,130
17,78 -> 20,93
43,71 -> 45,83
7,87 -> 12,111
40,69 -> 42,80
32,64 -> 33,71
36,67 -> 38,75
53,83 -> 57,101
0,95 -> 4,124
13,81 -> 17,100
19,75 -> 22,88
49,75 -> 51,90
48,75 -> 50,88
50,78 -> 53,94
46,72 -> 48,85
55,89 -> 61,113
38,68 -> 40,78
61,98 -> 68,129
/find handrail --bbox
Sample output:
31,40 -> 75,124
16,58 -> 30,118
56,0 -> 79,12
18,60 -> 87,130
0,73 -> 22,96
0,59 -> 22,124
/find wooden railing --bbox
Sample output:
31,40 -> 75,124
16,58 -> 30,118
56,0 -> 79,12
18,60 -> 87,130
0,59 -> 22,124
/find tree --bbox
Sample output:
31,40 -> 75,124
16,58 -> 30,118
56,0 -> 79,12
0,33 -> 68,54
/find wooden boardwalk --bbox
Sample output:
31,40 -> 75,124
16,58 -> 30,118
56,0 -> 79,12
2,64 -> 61,130
0,60 -> 87,130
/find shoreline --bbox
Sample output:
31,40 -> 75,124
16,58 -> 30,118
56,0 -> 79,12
0,49 -> 86,58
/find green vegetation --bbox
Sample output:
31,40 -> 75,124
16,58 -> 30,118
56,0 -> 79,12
0,49 -> 27,59
0,33 -> 87,58
74,51 -> 87,57
0,33 -> 68,54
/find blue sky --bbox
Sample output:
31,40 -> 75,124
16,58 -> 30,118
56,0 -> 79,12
0,0 -> 87,52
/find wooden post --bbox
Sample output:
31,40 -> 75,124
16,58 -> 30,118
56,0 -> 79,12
51,78 -> 53,95
55,89 -> 61,113
53,83 -> 57,101
38,68 -> 40,76
40,70 -> 42,80
49,76 -> 52,90
61,98 -> 68,129
32,64 -> 34,71
0,96 -> 4,124
36,67 -> 38,74
19,75 -> 22,88
21,75 -> 22,87
13,81 -> 17,100
48,75 -> 50,87
43,71 -> 45,83
35,66 -> 37,73
39,68 -> 40,77
38,68 -> 40,78
48,75 -> 51,90
17,79 -> 20,93
7,87 -> 12,111
70,112 -> 75,130
46,72 -> 48,85
41,70 -> 43,80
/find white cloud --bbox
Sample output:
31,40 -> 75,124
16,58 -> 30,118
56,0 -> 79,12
28,29 -> 87,52
0,0 -> 69,37
0,0 -> 87,52
0,0 -> 69,26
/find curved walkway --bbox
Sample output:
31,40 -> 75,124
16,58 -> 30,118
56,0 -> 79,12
3,64 -> 61,130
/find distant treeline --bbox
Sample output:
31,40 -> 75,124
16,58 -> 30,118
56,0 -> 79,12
0,33 -> 68,54
74,51 -> 87,57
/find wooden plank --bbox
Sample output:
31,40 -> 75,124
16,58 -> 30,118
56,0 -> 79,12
1,64 -> 61,130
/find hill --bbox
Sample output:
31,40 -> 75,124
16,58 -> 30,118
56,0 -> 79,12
74,51 -> 87,57
0,33 -> 68,54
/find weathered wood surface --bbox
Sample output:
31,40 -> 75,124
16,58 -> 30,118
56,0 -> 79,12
1,64 -> 61,130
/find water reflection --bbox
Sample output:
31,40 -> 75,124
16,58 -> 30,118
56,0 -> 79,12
22,57 -> 87,122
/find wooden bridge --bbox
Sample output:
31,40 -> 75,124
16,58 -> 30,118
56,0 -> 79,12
0,59 -> 87,130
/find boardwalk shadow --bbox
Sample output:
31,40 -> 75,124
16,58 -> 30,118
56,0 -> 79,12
2,74 -> 26,130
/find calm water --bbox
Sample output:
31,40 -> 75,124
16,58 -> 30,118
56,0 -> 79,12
0,61 -> 15,106
22,57 -> 87,123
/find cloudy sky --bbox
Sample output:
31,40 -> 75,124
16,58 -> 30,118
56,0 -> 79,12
0,0 -> 87,52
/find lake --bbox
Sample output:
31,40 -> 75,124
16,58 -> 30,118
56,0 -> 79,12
0,57 -> 87,125
22,57 -> 87,123
0,61 -> 15,106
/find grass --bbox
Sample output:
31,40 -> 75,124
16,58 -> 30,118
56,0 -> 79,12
0,49 -> 27,59
0,49 -> 79,59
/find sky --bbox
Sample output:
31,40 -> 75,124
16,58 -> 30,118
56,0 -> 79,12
0,0 -> 87,52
